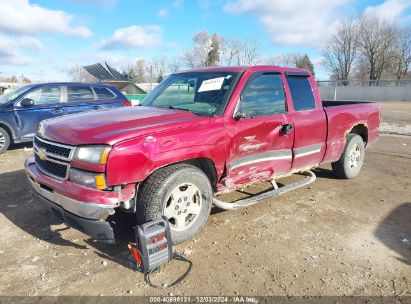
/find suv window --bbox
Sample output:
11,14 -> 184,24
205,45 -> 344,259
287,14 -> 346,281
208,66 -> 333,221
24,86 -> 61,105
67,85 -> 95,102
239,73 -> 286,117
286,76 -> 316,111
94,87 -> 116,100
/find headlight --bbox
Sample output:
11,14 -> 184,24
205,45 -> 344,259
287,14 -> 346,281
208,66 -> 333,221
69,168 -> 107,190
73,145 -> 111,165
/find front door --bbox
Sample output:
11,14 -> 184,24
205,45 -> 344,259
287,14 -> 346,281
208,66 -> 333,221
13,85 -> 64,139
225,71 -> 294,186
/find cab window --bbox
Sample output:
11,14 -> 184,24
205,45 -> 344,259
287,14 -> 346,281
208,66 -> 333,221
286,76 -> 316,111
239,73 -> 286,117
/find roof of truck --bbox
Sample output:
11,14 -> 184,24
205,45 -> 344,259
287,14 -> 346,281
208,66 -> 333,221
177,65 -> 310,75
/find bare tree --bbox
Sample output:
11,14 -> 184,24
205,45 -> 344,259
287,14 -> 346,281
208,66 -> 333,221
182,50 -> 197,68
239,36 -> 263,65
323,19 -> 359,85
220,37 -> 243,66
267,53 -> 301,67
68,65 -> 97,83
134,59 -> 147,83
391,25 -> 411,82
149,56 -> 169,81
357,15 -> 397,85
168,56 -> 182,73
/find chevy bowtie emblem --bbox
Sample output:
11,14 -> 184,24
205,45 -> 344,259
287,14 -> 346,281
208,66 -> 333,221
37,149 -> 47,161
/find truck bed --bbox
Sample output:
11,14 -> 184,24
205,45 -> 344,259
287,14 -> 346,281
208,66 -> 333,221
322,100 -> 372,107
320,100 -> 380,164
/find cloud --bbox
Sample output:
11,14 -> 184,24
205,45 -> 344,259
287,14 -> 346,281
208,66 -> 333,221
98,25 -> 163,50
223,0 -> 350,47
0,34 -> 42,66
0,0 -> 93,38
157,7 -> 169,18
363,0 -> 411,22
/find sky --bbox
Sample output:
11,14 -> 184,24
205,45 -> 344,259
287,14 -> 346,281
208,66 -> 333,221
0,0 -> 410,81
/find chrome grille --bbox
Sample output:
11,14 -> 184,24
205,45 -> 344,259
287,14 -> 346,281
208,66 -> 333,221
33,136 -> 74,180
33,136 -> 74,160
34,154 -> 68,179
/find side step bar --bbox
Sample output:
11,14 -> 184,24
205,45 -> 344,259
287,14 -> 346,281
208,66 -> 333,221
212,171 -> 316,211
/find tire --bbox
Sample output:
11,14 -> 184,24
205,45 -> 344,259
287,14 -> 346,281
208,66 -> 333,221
331,134 -> 365,179
0,127 -> 11,155
136,163 -> 213,243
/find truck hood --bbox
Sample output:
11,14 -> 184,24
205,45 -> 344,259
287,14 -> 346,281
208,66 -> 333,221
38,106 -> 208,146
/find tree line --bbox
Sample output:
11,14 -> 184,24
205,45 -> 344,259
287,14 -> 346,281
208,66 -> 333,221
117,31 -> 316,83
323,15 -> 410,85
69,14 -> 409,85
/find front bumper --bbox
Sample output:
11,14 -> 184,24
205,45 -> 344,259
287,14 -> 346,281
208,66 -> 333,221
24,156 -> 135,243
29,181 -> 115,243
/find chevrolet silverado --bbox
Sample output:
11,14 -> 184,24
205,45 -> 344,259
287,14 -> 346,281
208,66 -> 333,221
25,66 -> 380,243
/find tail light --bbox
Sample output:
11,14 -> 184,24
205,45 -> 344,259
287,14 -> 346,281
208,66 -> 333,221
121,100 -> 132,106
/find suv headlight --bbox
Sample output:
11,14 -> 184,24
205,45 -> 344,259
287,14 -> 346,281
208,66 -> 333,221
73,145 -> 111,165
69,168 -> 107,190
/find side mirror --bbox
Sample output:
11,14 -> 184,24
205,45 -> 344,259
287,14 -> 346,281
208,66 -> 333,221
20,98 -> 34,107
233,111 -> 247,121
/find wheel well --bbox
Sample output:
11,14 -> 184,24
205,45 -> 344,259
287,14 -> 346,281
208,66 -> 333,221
179,158 -> 217,190
349,124 -> 368,144
0,123 -> 13,143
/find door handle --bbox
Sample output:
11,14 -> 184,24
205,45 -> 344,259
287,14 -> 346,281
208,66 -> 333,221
52,107 -> 64,113
93,105 -> 101,110
280,123 -> 293,135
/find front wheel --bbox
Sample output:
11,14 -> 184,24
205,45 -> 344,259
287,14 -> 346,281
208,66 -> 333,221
331,134 -> 365,179
0,127 -> 11,155
136,163 -> 213,243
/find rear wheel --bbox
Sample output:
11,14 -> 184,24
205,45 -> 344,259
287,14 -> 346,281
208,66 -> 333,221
136,163 -> 213,243
0,127 -> 10,155
331,134 -> 365,179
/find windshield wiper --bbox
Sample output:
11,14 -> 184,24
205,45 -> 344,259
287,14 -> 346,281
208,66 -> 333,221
159,105 -> 191,112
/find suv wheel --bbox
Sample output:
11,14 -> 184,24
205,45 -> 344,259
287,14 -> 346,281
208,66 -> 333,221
0,127 -> 10,154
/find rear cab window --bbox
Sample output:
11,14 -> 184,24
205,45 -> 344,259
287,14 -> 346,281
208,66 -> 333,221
286,75 -> 316,111
67,85 -> 95,103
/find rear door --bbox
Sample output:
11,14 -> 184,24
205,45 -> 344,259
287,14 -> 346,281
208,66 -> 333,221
285,73 -> 327,170
62,84 -> 99,114
13,85 -> 64,139
225,71 -> 294,185
92,86 -> 124,109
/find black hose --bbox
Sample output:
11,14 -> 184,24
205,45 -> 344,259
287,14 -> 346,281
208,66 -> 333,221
144,252 -> 193,289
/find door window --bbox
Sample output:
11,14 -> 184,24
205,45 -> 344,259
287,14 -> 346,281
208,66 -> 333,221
286,76 -> 316,111
93,87 -> 116,100
239,73 -> 286,117
67,85 -> 95,102
24,86 -> 61,105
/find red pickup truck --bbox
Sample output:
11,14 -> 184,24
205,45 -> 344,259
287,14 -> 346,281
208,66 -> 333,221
25,66 -> 380,243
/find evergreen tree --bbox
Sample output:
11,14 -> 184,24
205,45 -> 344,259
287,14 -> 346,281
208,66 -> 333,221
296,54 -> 315,75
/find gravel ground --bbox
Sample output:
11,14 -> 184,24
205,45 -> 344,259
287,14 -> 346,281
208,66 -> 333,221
0,102 -> 409,297
379,102 -> 411,136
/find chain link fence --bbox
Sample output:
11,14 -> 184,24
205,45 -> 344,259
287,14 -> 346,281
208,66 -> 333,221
317,79 -> 411,102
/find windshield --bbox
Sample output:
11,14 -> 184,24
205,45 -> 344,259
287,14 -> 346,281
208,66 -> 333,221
141,72 -> 240,116
0,85 -> 34,105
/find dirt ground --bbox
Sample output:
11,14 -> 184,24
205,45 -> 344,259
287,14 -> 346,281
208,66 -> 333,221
0,102 -> 410,297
